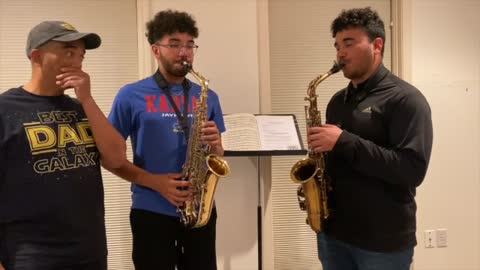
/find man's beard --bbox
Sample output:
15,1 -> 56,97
159,55 -> 189,77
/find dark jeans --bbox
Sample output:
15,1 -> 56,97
0,223 -> 106,270
8,258 -> 106,270
317,233 -> 413,270
130,208 -> 217,270
0,243 -> 106,270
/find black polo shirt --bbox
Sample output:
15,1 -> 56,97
324,64 -> 433,252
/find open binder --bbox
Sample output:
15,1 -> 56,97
222,113 -> 307,157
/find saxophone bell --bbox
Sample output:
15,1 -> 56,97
206,154 -> 231,177
290,157 -> 318,184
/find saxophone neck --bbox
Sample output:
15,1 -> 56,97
183,61 -> 209,89
190,70 -> 209,89
309,61 -> 344,92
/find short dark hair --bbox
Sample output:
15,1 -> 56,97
331,7 -> 385,55
145,9 -> 199,45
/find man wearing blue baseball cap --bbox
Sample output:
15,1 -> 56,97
0,21 -> 126,270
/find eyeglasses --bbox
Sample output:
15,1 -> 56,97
156,43 -> 199,54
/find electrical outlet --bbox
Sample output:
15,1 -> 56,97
424,229 -> 435,248
436,228 -> 448,248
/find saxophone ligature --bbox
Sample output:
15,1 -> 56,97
290,61 -> 344,233
179,61 -> 231,228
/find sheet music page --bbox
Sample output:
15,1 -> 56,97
222,113 -> 261,151
255,115 -> 302,150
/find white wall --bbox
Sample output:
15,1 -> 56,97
406,0 -> 480,269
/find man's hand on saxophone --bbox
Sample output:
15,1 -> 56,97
201,120 -> 224,156
111,163 -> 193,207
307,124 -> 343,153
158,173 -> 192,207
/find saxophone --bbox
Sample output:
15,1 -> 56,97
179,61 -> 231,228
290,61 -> 343,233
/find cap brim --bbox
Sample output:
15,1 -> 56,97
52,32 -> 101,50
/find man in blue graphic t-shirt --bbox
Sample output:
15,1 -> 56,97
107,9 -> 226,270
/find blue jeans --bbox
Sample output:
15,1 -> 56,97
317,233 -> 413,270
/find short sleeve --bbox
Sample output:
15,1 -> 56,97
108,86 -> 133,139
207,90 -> 226,133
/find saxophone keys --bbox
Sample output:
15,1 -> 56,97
297,186 -> 305,197
299,200 -> 307,211
297,186 -> 307,210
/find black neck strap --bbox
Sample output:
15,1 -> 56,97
153,69 -> 191,140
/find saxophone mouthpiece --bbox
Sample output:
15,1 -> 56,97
331,61 -> 345,74
182,61 -> 192,72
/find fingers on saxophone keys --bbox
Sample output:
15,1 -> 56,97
307,127 -> 322,135
201,121 -> 216,128
201,134 -> 219,143
175,181 -> 191,191
312,146 -> 322,154
172,191 -> 190,206
201,122 -> 218,135
307,127 -> 324,144
201,127 -> 219,136
166,193 -> 183,207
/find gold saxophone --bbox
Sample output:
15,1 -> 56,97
290,61 -> 343,233
179,62 -> 231,228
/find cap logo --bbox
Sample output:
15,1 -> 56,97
61,23 -> 76,31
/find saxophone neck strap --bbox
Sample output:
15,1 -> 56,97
153,69 -> 191,140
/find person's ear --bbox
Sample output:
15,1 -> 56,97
29,49 -> 43,64
151,44 -> 160,59
373,37 -> 383,56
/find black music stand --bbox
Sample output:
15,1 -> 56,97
223,114 -> 306,270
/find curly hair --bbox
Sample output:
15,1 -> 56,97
146,9 -> 199,45
331,7 -> 385,54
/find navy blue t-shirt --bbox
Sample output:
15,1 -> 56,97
0,87 -> 106,265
